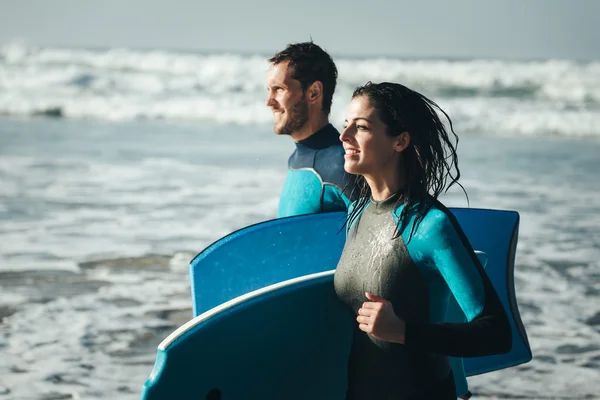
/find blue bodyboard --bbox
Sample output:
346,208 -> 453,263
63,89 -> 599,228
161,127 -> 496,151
189,208 -> 531,376
141,272 -> 354,399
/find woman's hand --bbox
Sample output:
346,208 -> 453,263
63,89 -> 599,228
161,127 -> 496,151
357,292 -> 406,344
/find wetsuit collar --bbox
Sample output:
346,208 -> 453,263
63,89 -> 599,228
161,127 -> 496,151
295,123 -> 340,150
369,190 -> 404,213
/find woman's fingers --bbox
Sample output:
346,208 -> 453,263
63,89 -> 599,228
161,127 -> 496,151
358,323 -> 371,334
358,307 -> 375,316
361,301 -> 382,310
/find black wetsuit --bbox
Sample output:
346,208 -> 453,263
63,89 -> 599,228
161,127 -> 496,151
333,193 -> 512,399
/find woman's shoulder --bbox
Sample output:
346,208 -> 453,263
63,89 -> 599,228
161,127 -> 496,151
392,198 -> 456,237
417,200 -> 460,236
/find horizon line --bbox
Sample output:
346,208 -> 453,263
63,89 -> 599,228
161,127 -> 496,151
1,40 -> 597,63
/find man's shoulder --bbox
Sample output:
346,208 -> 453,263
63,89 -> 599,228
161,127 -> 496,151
314,143 -> 353,187
317,141 -> 345,165
315,138 -> 345,166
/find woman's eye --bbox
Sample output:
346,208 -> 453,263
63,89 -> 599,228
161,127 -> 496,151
357,125 -> 368,130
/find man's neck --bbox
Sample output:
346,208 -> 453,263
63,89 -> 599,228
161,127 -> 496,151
291,115 -> 330,142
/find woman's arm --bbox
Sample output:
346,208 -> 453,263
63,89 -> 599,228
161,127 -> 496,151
403,209 -> 512,357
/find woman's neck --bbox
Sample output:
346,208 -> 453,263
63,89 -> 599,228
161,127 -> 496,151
364,170 -> 404,201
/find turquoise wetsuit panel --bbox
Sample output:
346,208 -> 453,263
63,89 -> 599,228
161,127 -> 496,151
392,203 -> 511,358
323,184 -> 351,213
277,169 -> 323,218
393,207 -> 486,323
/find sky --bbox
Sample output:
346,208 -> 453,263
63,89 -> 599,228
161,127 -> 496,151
0,0 -> 599,60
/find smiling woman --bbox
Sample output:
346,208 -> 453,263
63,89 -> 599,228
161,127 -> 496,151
334,82 -> 513,400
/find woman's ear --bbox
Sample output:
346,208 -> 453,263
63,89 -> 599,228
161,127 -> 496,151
394,131 -> 411,152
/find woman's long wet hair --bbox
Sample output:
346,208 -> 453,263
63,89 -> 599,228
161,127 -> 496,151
345,81 -> 467,240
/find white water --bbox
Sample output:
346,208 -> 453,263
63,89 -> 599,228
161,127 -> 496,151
2,43 -> 600,137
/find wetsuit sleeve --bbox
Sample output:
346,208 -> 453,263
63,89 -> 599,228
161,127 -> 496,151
404,210 -> 512,357
322,184 -> 352,214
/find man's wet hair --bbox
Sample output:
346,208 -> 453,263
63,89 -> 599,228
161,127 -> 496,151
269,41 -> 338,115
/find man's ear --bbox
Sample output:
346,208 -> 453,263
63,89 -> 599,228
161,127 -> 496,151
395,131 -> 411,152
306,81 -> 323,105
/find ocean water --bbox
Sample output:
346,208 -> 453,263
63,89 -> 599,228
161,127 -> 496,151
1,44 -> 599,399
2,43 -> 600,137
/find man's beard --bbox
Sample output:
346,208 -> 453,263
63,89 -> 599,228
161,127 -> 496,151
277,96 -> 309,136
